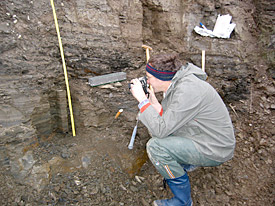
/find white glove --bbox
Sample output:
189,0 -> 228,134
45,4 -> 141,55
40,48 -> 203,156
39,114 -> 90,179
130,78 -> 148,103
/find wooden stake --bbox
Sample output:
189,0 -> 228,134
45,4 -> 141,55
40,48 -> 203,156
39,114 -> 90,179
202,50 -> 205,72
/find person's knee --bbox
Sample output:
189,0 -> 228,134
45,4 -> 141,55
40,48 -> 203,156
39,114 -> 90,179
146,138 -> 157,151
146,138 -> 159,158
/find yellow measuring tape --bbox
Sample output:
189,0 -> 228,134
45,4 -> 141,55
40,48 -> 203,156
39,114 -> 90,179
50,0 -> 76,136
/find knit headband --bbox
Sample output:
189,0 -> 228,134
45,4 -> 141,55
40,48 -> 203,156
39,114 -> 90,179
146,64 -> 176,81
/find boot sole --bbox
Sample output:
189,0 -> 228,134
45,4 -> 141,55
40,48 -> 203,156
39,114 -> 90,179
153,200 -> 193,206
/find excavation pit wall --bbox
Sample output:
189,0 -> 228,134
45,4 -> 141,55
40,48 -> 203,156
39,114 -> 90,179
0,0 -> 274,204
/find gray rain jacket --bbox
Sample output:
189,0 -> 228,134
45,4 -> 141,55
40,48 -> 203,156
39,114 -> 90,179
140,63 -> 235,162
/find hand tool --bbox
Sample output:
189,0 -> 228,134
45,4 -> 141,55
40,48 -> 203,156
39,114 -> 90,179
142,44 -> 154,91
128,113 -> 140,149
142,45 -> 152,62
115,109 -> 123,119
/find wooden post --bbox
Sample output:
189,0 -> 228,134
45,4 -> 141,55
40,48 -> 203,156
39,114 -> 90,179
202,50 -> 205,72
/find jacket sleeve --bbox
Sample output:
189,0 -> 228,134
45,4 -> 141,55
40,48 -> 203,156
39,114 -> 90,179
139,87 -> 202,138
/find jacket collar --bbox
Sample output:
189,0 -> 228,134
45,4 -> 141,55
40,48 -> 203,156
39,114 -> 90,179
165,63 -> 207,96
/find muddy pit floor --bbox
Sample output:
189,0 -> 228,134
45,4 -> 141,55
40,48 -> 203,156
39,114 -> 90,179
0,67 -> 274,206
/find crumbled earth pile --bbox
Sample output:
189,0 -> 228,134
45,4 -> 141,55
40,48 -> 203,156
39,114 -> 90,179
0,0 -> 274,205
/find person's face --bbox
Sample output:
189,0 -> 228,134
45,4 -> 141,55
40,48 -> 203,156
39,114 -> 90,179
146,71 -> 163,93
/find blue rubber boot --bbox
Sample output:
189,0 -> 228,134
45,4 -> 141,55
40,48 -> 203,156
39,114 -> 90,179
153,173 -> 192,206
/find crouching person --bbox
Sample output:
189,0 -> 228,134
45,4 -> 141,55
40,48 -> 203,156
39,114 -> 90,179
130,53 -> 235,206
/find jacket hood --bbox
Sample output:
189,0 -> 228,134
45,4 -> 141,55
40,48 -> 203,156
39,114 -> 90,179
172,63 -> 207,82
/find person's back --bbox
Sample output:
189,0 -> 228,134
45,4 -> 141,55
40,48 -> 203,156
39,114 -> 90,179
162,63 -> 235,162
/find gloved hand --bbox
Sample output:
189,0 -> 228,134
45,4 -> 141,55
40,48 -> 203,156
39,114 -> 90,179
130,78 -> 148,103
